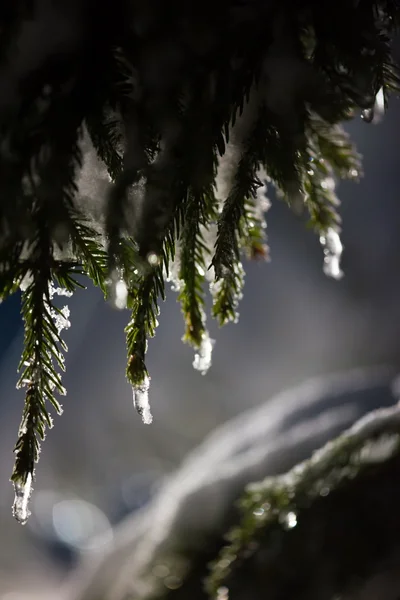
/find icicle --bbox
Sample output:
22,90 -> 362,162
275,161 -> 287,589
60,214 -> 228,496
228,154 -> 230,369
193,331 -> 215,375
361,87 -> 385,125
107,269 -> 128,310
319,227 -> 343,280
133,374 -> 153,424
372,86 -> 385,124
12,472 -> 33,525
216,586 -> 229,600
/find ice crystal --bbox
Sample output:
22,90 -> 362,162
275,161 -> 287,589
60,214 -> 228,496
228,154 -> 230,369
12,472 -> 33,525
320,228 -> 343,280
133,374 -> 153,425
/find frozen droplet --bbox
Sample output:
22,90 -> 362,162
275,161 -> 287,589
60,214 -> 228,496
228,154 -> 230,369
361,107 -> 374,123
361,87 -> 385,125
320,228 -> 343,280
321,177 -> 335,191
13,472 -> 33,525
373,87 -> 385,124
253,507 -> 265,517
133,375 -> 153,424
193,332 -> 215,375
114,280 -> 128,309
217,587 -> 229,600
282,511 -> 297,530
108,270 -> 128,310
147,252 -> 160,267
348,168 -> 359,179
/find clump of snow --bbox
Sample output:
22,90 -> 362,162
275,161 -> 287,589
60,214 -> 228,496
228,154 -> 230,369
133,374 -> 153,425
319,227 -> 343,280
193,332 -> 215,375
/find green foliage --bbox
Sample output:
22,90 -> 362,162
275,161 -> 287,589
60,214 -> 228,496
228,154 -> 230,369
0,0 -> 399,520
206,409 -> 400,600
178,187 -> 217,348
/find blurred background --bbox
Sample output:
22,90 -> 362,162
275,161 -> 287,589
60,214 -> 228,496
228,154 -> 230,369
0,99 -> 400,597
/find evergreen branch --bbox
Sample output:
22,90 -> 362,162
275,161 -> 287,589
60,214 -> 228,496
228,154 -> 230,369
302,116 -> 362,236
85,110 -> 124,182
178,188 -> 216,348
125,266 -> 165,423
125,267 -> 166,376
240,194 -> 270,262
0,0 -> 398,525
211,110 -> 267,326
206,403 -> 400,598
11,230 -> 67,521
308,116 -> 363,181
0,242 -> 29,302
67,209 -> 108,295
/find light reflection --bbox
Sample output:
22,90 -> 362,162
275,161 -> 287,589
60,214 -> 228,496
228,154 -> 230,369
52,498 -> 113,552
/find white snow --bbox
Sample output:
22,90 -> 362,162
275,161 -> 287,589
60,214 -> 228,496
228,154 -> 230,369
132,375 -> 153,425
319,227 -> 343,280
192,331 -> 215,375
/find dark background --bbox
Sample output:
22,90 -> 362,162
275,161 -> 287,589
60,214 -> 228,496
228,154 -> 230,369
0,100 -> 400,598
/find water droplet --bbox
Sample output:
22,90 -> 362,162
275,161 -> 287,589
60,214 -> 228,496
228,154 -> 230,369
13,472 -> 33,525
164,575 -> 182,590
361,107 -> 374,123
348,168 -> 359,179
282,511 -> 297,530
253,507 -> 265,517
320,486 -> 330,497
147,252 -> 160,267
108,270 -> 128,310
321,177 -> 335,191
152,564 -> 170,578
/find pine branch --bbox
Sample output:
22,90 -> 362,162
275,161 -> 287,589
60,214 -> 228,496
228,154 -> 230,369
206,402 -> 400,599
240,191 -> 270,262
12,228 -> 66,522
179,189 -> 216,346
86,111 -> 124,183
125,266 -> 165,424
211,109 -> 268,326
0,0 -> 399,524
67,209 -> 108,295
